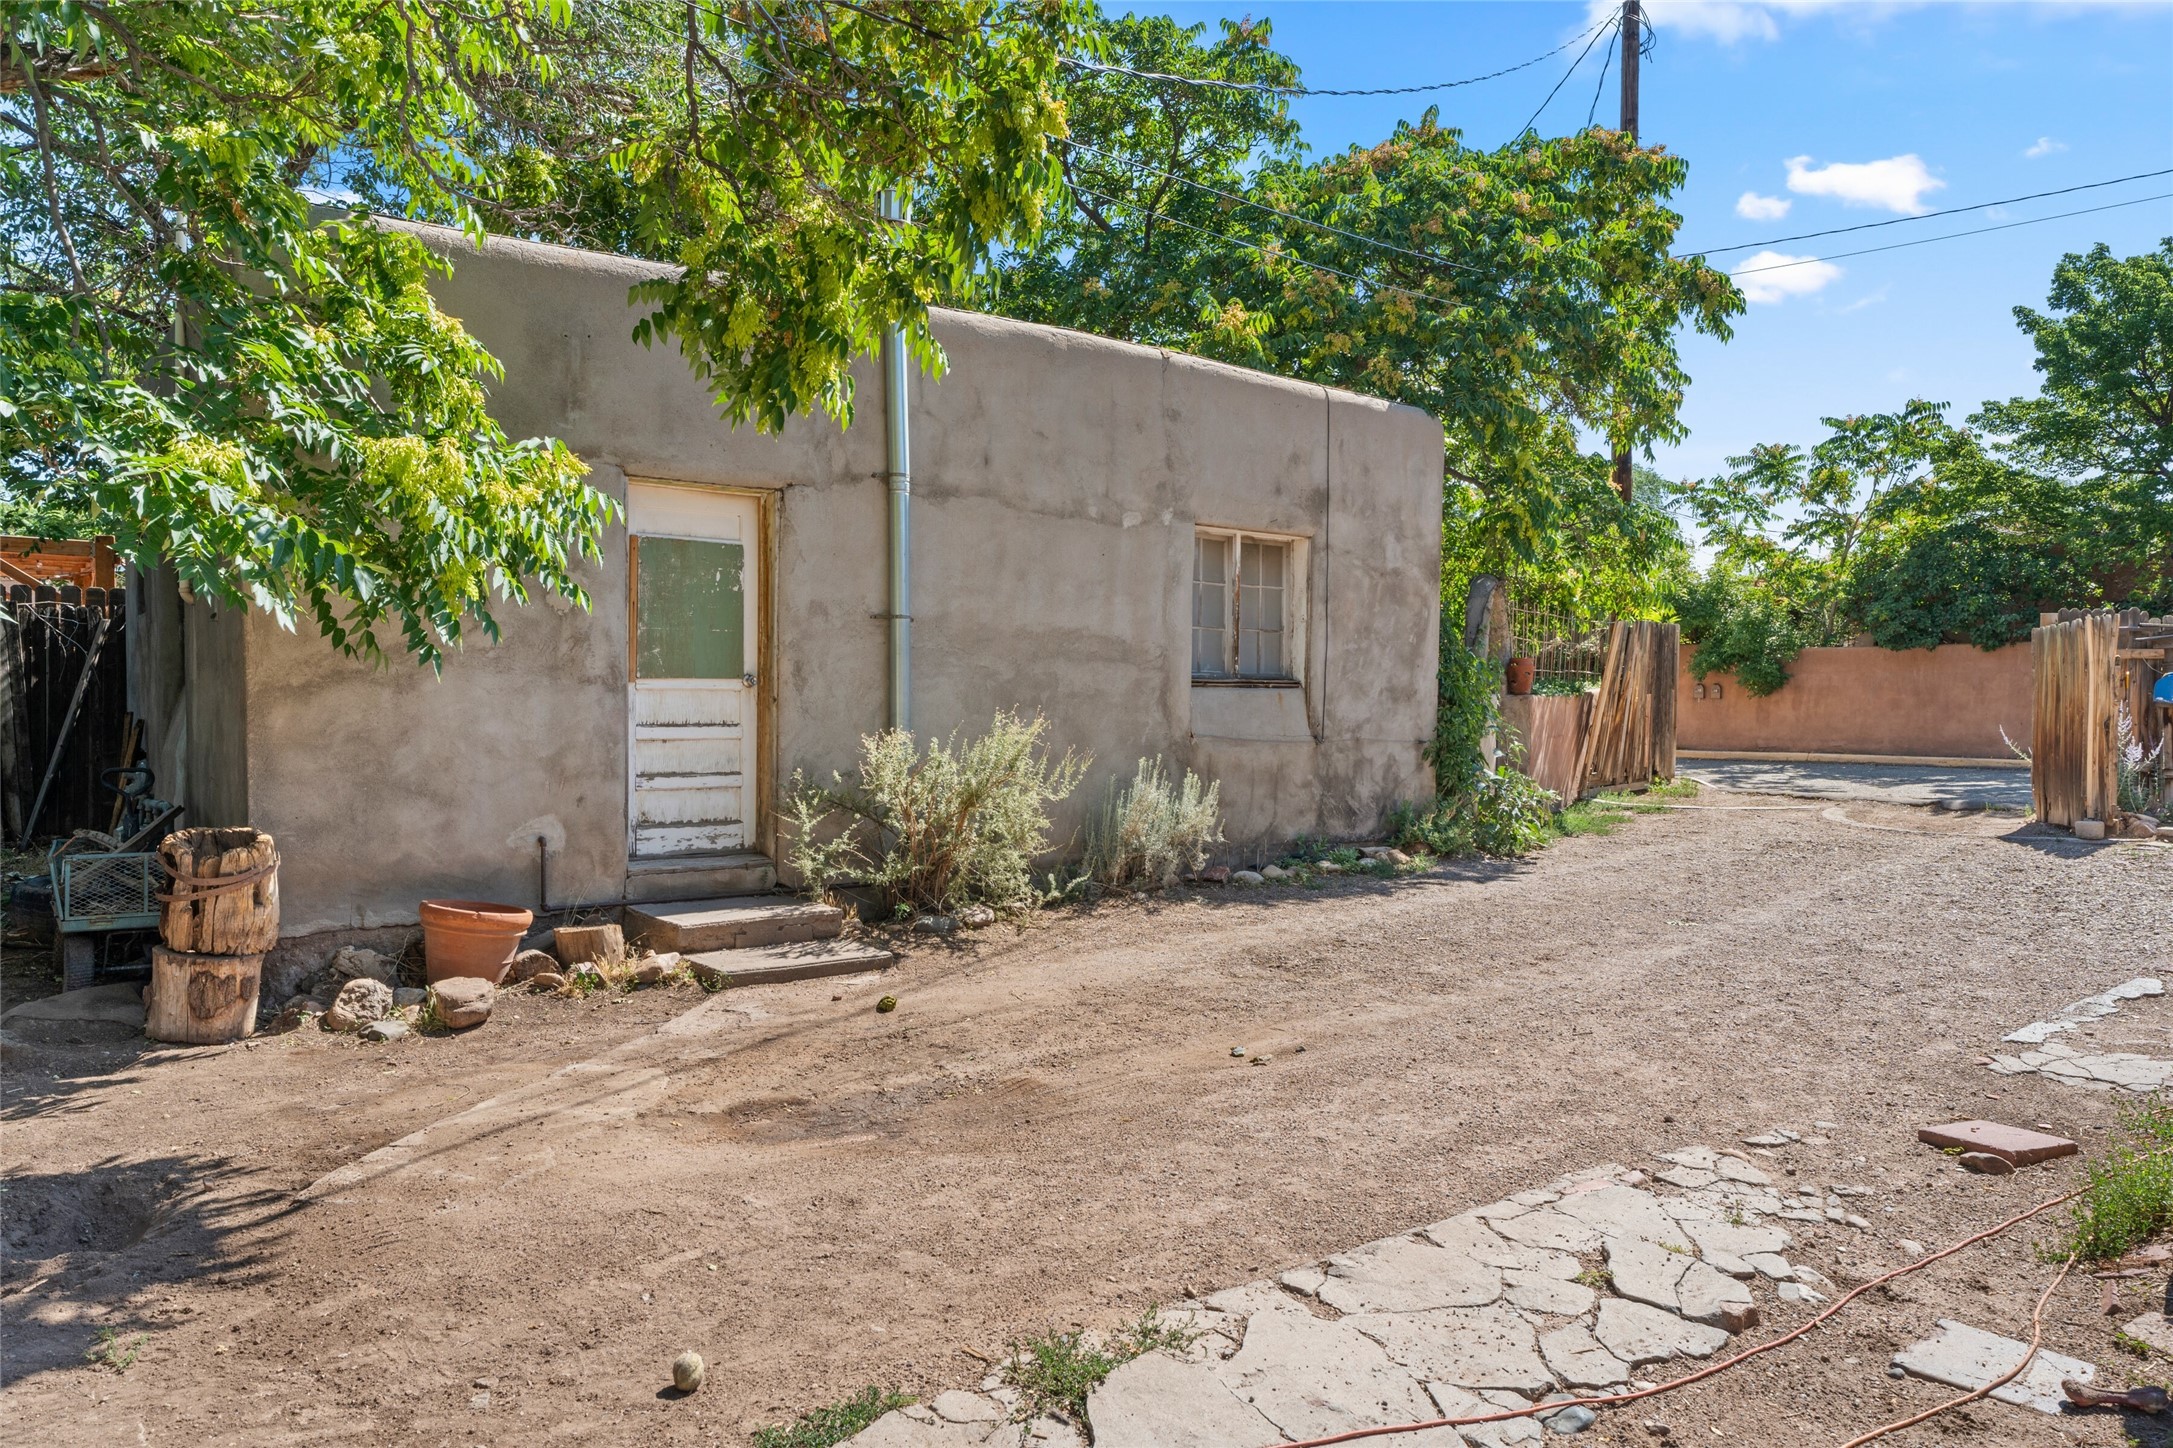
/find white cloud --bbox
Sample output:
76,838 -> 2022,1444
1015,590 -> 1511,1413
1736,191 -> 1793,221
1582,0 -> 1869,47
2024,137 -> 2068,159
1731,250 -> 1842,304
1785,154 -> 1945,214
1840,286 -> 1890,314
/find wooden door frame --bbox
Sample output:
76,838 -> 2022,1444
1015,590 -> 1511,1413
624,480 -> 777,862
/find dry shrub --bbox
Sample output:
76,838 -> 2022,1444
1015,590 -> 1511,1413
786,711 -> 1085,915
1082,757 -> 1223,890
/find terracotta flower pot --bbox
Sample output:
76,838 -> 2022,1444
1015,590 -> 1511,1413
419,899 -> 534,984
1504,656 -> 1537,695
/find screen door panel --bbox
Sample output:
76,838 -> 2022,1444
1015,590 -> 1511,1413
628,486 -> 757,859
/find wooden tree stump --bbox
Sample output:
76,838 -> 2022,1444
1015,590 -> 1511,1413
158,827 -> 279,955
145,945 -> 263,1044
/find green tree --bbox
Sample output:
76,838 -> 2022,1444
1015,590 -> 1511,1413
1975,239 -> 2173,609
980,15 -> 1740,593
3,1 -> 1083,661
3,0 -> 607,662
1845,434 -> 2098,650
1671,400 -> 1949,692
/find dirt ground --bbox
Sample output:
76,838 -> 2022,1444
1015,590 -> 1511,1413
3,793 -> 2169,1448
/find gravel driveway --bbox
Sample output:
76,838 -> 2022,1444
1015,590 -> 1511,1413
2,793 -> 2166,1447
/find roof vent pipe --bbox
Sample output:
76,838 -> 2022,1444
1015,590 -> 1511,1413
879,186 -> 912,734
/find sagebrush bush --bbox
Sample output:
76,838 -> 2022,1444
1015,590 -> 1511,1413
1082,758 -> 1223,890
786,712 -> 1086,914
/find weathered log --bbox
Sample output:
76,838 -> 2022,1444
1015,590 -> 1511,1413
157,827 -> 279,955
144,945 -> 262,1044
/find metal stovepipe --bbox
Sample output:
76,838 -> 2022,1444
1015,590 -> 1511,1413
880,187 -> 912,733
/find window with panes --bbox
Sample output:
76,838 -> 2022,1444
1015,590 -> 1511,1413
1192,529 -> 1300,681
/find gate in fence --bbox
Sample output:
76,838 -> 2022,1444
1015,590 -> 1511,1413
2,582 -> 132,842
1479,578 -> 1679,802
2031,609 -> 2171,830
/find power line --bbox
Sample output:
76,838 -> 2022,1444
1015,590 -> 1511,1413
1057,16 -> 1613,99
1682,167 -> 2173,256
1514,16 -> 1615,141
1728,191 -> 2173,275
1585,22 -> 1620,131
1060,139 -> 1493,277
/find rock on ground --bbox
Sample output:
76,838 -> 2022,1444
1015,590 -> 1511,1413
334,946 -> 400,983
509,949 -> 559,983
322,977 -> 393,1032
429,977 -> 495,1029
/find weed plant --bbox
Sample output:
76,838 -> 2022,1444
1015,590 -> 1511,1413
1003,1309 -> 1197,1425
2057,1102 -> 2173,1264
85,1327 -> 144,1371
1082,758 -> 1223,890
750,1387 -> 913,1448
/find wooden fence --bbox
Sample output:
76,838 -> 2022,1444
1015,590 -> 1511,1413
2,584 -> 132,842
2029,609 -> 2173,829
1,534 -> 118,591
1575,619 -> 1680,794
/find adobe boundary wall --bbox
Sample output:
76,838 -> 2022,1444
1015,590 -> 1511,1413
1678,642 -> 2030,762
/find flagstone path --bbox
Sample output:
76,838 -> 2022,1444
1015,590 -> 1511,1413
1984,977 -> 2171,1094
847,1141 -> 1871,1447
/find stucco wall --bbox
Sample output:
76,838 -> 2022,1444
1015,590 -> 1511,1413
1678,642 -> 2031,760
236,224 -> 1444,934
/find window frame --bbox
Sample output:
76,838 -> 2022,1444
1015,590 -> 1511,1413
1190,525 -> 1308,687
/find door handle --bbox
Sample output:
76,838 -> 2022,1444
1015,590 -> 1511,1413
742,672 -> 757,687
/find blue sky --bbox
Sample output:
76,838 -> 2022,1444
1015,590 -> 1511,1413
1144,0 -> 2173,483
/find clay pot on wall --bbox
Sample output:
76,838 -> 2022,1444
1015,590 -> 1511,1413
1504,656 -> 1537,695
419,899 -> 534,984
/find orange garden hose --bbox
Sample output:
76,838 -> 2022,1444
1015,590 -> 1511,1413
1273,1177 -> 2105,1448
1833,1253 -> 2077,1448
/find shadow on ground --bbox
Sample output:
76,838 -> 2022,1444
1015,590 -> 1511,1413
0,1152 -> 295,1387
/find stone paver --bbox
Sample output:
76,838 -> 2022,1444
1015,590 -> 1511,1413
1555,1185 -> 1695,1250
1502,1269 -> 1596,1316
1893,1318 -> 2097,1415
1680,1221 -> 1790,1277
1674,1260 -> 1755,1327
1985,978 -> 2170,1094
849,1142 -> 1879,1447
1488,1208 -> 1603,1254
1427,1383 -> 1544,1447
1351,1304 -> 1555,1397
1604,1237 -> 1692,1312
1088,1351 -> 1281,1448
2122,1312 -> 2173,1357
1593,1299 -> 1731,1365
1318,1234 -> 1502,1313
1538,1324 -> 1631,1389
1215,1304 -> 1446,1440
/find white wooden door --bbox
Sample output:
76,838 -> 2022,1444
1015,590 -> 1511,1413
628,484 -> 758,859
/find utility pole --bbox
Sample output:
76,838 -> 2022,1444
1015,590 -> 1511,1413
1612,0 -> 1641,502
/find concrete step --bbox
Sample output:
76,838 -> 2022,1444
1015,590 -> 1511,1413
685,939 -> 893,989
623,852 -> 775,903
626,895 -> 843,953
